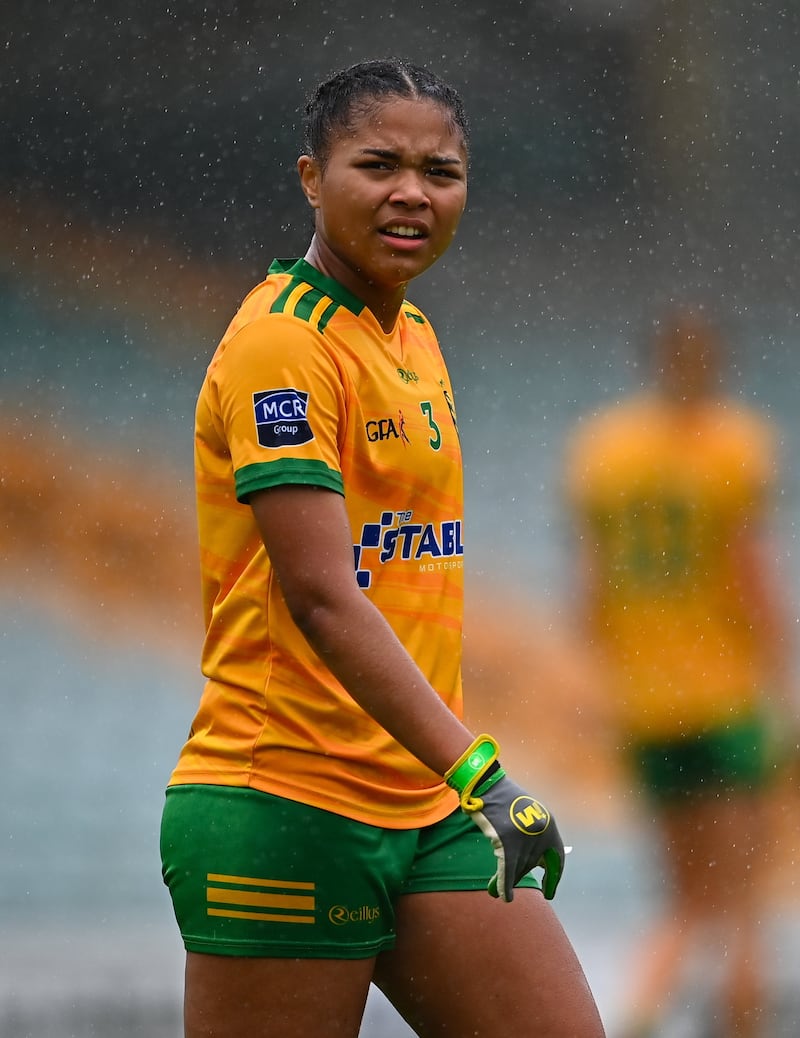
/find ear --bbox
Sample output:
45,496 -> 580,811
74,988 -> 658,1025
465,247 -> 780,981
297,155 -> 322,209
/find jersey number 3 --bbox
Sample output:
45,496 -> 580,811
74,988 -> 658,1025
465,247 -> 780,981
420,401 -> 441,451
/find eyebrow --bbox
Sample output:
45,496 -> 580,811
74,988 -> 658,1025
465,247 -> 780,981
358,147 -> 463,166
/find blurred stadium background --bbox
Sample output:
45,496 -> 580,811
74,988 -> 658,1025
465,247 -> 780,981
2,2 -> 798,1035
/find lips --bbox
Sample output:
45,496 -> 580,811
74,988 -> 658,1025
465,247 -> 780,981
380,222 -> 428,240
383,225 -> 423,238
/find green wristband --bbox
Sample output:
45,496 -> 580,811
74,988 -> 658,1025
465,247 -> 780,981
445,734 -> 500,796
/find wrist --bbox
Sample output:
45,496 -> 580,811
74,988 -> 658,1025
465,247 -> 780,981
445,733 -> 504,806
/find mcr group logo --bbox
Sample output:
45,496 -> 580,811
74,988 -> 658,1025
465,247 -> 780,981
252,387 -> 313,448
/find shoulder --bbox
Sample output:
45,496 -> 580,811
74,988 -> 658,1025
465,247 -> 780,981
400,299 -> 432,328
399,300 -> 444,369
211,271 -> 350,377
568,395 -> 652,452
710,399 -> 778,482
226,271 -> 348,341
564,396 -> 659,501
715,398 -> 774,439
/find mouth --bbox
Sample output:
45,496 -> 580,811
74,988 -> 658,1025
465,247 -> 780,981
380,224 -> 427,242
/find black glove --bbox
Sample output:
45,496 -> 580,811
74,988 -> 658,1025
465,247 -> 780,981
445,734 -> 565,901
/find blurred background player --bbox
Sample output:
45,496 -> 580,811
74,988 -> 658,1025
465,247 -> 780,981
564,307 -> 795,1038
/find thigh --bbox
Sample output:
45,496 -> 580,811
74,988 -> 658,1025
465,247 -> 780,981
184,951 -> 375,1038
660,789 -> 766,917
161,784 -> 414,959
373,889 -> 606,1038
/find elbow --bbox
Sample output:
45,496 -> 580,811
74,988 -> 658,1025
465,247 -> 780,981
278,576 -> 356,648
284,592 -> 335,644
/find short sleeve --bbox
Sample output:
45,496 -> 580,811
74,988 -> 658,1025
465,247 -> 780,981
208,313 -> 347,502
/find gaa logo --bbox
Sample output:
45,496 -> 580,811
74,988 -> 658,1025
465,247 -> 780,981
509,796 -> 550,836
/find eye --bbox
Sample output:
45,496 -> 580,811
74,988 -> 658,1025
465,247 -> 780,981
359,159 -> 395,172
427,166 -> 462,180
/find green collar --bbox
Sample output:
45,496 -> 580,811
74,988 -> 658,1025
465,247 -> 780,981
268,258 -> 366,317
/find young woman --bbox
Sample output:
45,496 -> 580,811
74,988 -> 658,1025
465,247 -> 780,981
161,58 -> 605,1038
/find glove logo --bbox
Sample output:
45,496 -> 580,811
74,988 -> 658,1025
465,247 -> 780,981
509,795 -> 550,836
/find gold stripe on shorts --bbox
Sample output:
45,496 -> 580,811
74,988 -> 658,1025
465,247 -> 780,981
206,872 -> 316,924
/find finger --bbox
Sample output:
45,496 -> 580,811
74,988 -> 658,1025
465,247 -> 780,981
541,848 -> 564,900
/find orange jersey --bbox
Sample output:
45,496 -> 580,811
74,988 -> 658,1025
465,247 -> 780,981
566,393 -> 776,737
170,258 -> 463,826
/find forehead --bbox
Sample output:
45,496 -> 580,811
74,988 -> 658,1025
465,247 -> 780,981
339,96 -> 466,157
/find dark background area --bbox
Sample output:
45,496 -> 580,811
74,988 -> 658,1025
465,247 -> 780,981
5,0 -> 799,330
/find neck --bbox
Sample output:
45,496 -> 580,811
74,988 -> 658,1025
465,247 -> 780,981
303,237 -> 407,334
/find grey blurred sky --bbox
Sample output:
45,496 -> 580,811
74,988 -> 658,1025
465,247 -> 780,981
4,1 -> 799,326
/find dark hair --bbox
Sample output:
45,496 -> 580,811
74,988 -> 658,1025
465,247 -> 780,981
303,58 -> 470,168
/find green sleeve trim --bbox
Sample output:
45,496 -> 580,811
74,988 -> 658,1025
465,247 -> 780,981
235,458 -> 344,503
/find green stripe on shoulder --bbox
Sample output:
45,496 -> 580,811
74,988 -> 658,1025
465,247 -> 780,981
293,287 -> 328,323
270,280 -> 299,316
270,282 -> 340,333
235,459 -> 344,502
269,258 -> 365,314
316,300 -> 338,333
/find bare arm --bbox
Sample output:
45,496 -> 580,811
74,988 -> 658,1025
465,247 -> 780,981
249,484 -> 474,776
565,517 -> 607,648
731,523 -> 796,704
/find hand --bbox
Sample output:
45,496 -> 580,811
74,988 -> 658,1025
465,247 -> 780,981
466,770 -> 565,901
445,734 -> 565,901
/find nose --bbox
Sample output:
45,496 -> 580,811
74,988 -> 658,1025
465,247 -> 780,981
388,169 -> 430,208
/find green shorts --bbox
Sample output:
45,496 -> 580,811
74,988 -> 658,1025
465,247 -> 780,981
160,784 -> 540,959
630,712 -> 772,803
